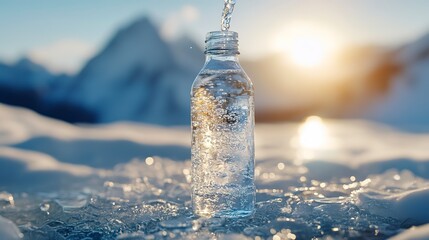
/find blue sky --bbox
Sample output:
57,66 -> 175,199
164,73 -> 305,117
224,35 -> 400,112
1,0 -> 429,73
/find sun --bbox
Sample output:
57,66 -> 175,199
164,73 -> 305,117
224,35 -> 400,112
275,22 -> 339,68
289,35 -> 330,68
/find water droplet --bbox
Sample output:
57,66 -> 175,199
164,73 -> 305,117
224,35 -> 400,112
273,235 -> 281,240
287,233 -> 297,239
0,192 -> 14,207
104,181 -> 114,187
145,157 -> 154,166
40,202 -> 50,212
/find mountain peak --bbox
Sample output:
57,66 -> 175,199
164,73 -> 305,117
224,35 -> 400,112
126,16 -> 154,31
71,16 -> 176,101
15,58 -> 48,72
110,17 -> 159,45
77,16 -> 173,78
60,16 -> 200,125
12,58 -> 53,81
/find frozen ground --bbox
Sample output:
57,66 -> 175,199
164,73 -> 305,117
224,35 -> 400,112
0,104 -> 429,239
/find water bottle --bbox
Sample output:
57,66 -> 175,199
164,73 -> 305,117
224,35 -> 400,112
191,31 -> 255,217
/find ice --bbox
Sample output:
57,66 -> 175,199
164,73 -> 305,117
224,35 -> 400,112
1,164 -> 426,239
1,104 -> 429,239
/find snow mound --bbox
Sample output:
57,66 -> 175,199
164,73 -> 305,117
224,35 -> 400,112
0,216 -> 23,240
390,224 -> 429,240
356,170 -> 429,225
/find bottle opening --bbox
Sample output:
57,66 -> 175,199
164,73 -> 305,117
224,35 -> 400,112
205,31 -> 239,55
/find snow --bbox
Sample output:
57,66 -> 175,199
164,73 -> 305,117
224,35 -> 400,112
396,32 -> 429,65
356,174 -> 429,225
368,60 -> 429,128
0,216 -> 23,240
1,103 -> 429,239
390,224 -> 429,240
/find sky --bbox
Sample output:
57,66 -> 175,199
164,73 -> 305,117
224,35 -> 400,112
1,0 -> 429,73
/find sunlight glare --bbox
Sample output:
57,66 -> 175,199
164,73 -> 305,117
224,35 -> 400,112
275,22 -> 339,68
289,36 -> 329,67
292,115 -> 338,161
298,116 -> 329,149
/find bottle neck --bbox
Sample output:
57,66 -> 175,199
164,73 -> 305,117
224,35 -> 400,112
204,31 -> 240,69
205,31 -> 239,56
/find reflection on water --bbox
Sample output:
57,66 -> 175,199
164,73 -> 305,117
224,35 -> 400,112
298,116 -> 329,149
292,116 -> 337,160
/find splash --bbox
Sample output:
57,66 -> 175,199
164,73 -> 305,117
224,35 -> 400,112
221,0 -> 237,31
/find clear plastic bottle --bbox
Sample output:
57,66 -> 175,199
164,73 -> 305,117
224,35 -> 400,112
191,31 -> 255,218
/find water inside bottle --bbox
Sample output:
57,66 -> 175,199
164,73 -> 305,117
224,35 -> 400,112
191,69 -> 255,217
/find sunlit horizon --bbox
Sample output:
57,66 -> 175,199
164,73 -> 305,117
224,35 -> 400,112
274,22 -> 340,69
1,1 -> 429,74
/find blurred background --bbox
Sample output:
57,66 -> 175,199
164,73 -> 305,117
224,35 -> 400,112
1,0 -> 429,130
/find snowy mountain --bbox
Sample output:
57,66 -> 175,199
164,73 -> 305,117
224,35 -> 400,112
54,17 -> 203,125
0,17 -> 203,126
0,16 -> 428,127
0,58 -> 96,123
367,32 -> 429,129
0,58 -> 53,90
0,58 -> 57,117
